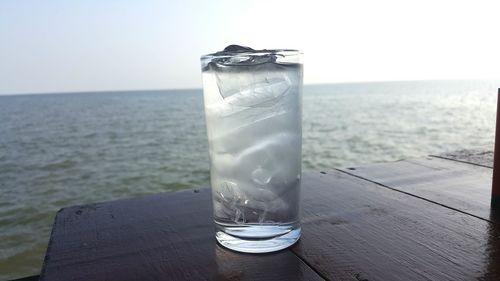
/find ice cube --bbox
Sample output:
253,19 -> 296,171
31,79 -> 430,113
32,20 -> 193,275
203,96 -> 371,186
251,166 -> 272,185
210,45 -> 276,68
213,178 -> 298,224
204,74 -> 295,137
234,133 -> 301,196
222,45 -> 254,52
215,63 -> 287,98
223,76 -> 291,107
213,180 -> 247,223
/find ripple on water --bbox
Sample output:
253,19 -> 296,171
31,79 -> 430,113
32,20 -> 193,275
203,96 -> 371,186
39,159 -> 77,171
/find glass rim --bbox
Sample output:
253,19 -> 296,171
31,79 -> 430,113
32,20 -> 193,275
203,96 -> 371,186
200,49 -> 302,60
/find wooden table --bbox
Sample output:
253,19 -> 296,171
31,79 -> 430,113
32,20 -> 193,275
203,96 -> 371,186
39,151 -> 500,281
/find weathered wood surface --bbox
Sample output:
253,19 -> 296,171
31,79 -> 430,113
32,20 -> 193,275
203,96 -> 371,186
340,157 -> 494,222
40,154 -> 500,281
295,171 -> 500,281
39,188 -> 324,281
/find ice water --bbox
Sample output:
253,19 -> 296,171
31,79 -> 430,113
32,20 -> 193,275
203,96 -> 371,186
201,46 -> 303,253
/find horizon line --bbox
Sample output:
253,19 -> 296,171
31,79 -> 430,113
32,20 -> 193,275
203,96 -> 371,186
1,79 -> 499,97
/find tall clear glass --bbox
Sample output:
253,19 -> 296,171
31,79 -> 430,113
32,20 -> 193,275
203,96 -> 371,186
201,48 -> 303,253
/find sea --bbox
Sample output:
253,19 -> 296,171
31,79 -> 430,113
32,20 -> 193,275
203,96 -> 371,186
1,80 -> 499,279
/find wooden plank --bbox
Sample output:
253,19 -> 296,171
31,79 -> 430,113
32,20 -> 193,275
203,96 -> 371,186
40,188 -> 324,281
41,169 -> 500,281
432,149 -> 493,168
340,157 -> 494,221
9,276 -> 40,281
292,171 -> 500,281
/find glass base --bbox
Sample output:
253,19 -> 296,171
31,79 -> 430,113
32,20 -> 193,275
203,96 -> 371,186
215,222 -> 301,253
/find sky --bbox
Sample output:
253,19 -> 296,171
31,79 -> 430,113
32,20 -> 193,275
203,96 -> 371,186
1,0 -> 500,95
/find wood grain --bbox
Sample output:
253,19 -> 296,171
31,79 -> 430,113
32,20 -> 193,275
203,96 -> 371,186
341,157 -> 494,221
291,170 -> 500,281
40,165 -> 500,281
39,188 -> 324,281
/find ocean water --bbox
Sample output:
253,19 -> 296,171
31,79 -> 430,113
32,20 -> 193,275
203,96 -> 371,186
1,80 -> 499,279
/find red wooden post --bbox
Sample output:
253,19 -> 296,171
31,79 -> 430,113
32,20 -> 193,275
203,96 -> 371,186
492,89 -> 500,209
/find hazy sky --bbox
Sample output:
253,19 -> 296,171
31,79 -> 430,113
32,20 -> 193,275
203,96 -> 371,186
1,0 -> 500,94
